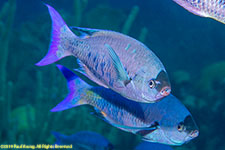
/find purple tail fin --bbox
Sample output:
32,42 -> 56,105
36,4 -> 76,66
51,65 -> 89,112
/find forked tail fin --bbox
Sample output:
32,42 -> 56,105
36,4 -> 76,66
51,65 -> 90,112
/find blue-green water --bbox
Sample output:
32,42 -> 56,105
0,0 -> 225,149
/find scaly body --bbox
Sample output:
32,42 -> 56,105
36,4 -> 171,103
52,65 -> 199,146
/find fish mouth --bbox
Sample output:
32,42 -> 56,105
186,130 -> 199,140
141,86 -> 171,103
155,86 -> 171,99
160,86 -> 171,96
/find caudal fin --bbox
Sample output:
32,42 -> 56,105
51,65 -> 90,112
36,4 -> 76,66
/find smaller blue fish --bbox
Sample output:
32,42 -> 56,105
135,141 -> 173,150
51,65 -> 199,146
52,131 -> 114,150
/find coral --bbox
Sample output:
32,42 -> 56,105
0,0 -> 16,142
73,0 -> 88,26
122,5 -> 139,34
172,62 -> 225,150
11,105 -> 35,132
85,4 -> 126,31
0,0 -> 16,100
196,61 -> 225,95
173,70 -> 190,85
138,27 -> 148,43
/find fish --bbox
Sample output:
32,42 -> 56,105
36,4 -> 171,103
51,65 -> 199,146
173,0 -> 225,24
52,131 -> 114,150
135,141 -> 173,150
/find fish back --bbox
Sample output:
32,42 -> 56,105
173,0 -> 225,24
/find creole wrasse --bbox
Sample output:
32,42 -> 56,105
52,131 -> 114,150
51,65 -> 199,146
36,4 -> 171,103
173,0 -> 225,24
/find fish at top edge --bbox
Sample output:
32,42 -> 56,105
52,131 -> 114,150
35,4 -> 171,103
173,0 -> 225,24
51,65 -> 199,146
135,141 -> 173,150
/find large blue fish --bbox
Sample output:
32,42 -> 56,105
135,141 -> 173,150
36,4 -> 171,103
173,0 -> 225,24
52,131 -> 113,150
51,65 -> 199,146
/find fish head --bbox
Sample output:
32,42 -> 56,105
159,114 -> 199,146
140,114 -> 199,146
159,95 -> 199,145
134,69 -> 171,103
138,94 -> 199,145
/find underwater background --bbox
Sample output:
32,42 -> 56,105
0,0 -> 225,149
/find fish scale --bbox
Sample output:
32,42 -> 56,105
173,0 -> 225,24
85,88 -> 148,128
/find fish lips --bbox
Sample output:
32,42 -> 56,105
140,86 -> 171,103
157,86 -> 171,98
184,129 -> 199,143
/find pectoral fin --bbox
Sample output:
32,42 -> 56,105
105,44 -> 132,87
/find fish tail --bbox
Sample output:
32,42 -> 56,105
51,65 -> 90,112
36,4 -> 77,66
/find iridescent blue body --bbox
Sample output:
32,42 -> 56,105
36,4 -> 171,103
173,0 -> 225,24
135,141 -> 173,150
52,65 -> 199,146
52,131 -> 113,150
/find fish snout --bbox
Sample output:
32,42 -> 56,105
160,86 -> 171,97
189,130 -> 199,138
155,86 -> 171,100
184,129 -> 199,143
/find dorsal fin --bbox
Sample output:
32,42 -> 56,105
70,26 -> 99,38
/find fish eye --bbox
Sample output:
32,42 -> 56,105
149,80 -> 156,88
177,122 -> 185,132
